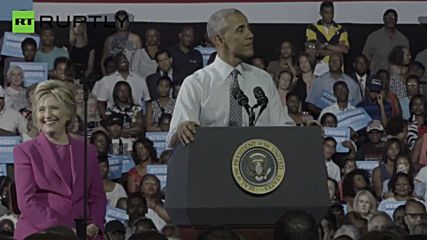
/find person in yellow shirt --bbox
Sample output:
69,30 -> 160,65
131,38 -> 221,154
306,1 -> 349,64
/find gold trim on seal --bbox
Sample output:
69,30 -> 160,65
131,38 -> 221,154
231,139 -> 285,195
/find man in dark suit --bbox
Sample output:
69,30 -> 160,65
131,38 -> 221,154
350,55 -> 372,100
146,50 -> 184,100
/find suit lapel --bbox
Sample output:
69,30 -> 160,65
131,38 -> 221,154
35,133 -> 72,195
69,136 -> 83,201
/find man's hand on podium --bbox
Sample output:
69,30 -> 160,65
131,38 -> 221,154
177,121 -> 198,146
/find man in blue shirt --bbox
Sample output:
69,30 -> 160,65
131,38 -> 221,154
357,78 -> 392,127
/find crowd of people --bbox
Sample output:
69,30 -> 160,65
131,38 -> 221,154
0,0 -> 427,239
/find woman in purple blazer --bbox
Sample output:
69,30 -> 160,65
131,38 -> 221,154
13,80 -> 107,240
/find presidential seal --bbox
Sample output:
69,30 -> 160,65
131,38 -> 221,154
231,139 -> 285,195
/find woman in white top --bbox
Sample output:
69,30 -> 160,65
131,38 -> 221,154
5,66 -> 27,112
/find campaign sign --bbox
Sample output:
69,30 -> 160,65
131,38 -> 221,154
324,127 -> 350,153
377,200 -> 406,218
146,132 -> 168,157
336,108 -> 372,131
356,160 -> 379,182
121,155 -> 135,174
147,164 -> 167,190
108,155 -> 123,180
105,204 -> 129,223
10,62 -> 47,87
1,32 -> 39,58
318,91 -> 337,109
0,136 -> 21,164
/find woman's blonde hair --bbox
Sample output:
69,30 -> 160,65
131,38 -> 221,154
6,65 -> 24,87
33,80 -> 76,130
353,190 -> 378,215
69,18 -> 88,47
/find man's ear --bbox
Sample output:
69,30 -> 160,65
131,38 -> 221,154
212,34 -> 223,48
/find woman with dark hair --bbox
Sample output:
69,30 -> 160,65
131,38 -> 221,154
106,81 -> 144,138
286,92 -> 313,126
378,172 -> 417,212
389,45 -> 411,100
377,69 -> 402,119
266,41 -> 297,81
372,138 -> 402,199
328,178 -> 340,203
406,94 -> 426,150
139,174 -> 170,230
293,52 -> 315,111
89,130 -> 110,155
320,112 -> 338,128
276,70 -> 294,107
127,138 -> 157,193
342,169 -> 371,211
381,153 -> 423,199
146,76 -> 176,132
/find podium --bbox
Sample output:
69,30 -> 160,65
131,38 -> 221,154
165,127 -> 329,227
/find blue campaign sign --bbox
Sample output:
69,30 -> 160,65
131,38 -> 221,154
105,204 -> 129,223
108,155 -> 123,180
318,91 -> 337,109
121,155 -> 135,173
323,127 -> 350,153
336,108 -> 372,131
146,132 -> 168,157
377,200 -> 406,218
356,160 -> 379,182
0,136 -> 21,164
0,0 -> 32,21
1,32 -> 39,58
10,62 -> 47,87
147,164 -> 167,190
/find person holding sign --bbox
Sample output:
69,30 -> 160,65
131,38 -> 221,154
13,80 -> 106,240
318,81 -> 355,120
306,53 -> 362,118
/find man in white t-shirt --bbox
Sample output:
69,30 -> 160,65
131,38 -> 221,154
93,53 -> 151,118
324,137 -> 340,182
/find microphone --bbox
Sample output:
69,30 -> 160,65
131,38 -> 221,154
233,88 -> 251,116
253,87 -> 268,110
253,87 -> 269,125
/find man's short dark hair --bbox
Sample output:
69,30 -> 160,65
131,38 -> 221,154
320,1 -> 334,11
354,54 -> 369,63
285,91 -> 300,101
273,209 -> 318,240
53,57 -> 70,70
180,25 -> 194,34
197,226 -> 241,240
323,136 -> 337,146
155,50 -> 171,62
127,192 -> 147,206
383,9 -> 398,18
21,37 -> 37,51
333,81 -> 348,92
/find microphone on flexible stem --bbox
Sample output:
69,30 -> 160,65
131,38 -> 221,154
233,88 -> 255,126
253,86 -> 269,125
